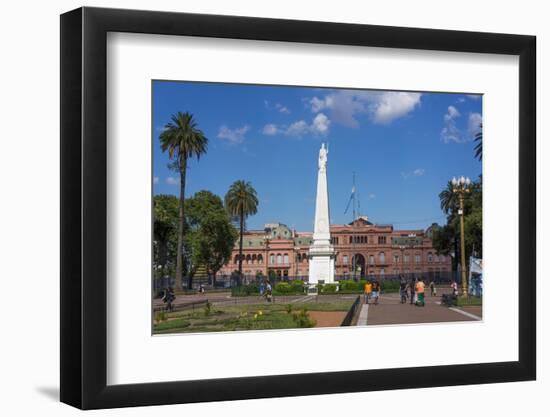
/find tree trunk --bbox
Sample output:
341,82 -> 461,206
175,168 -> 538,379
238,207 -> 244,286
175,158 -> 187,291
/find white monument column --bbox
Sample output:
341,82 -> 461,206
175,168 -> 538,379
308,143 -> 336,288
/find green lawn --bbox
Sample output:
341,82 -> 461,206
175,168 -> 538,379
153,299 -> 354,334
456,296 -> 483,306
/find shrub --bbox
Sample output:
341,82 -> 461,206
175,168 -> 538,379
338,280 -> 358,291
274,282 -> 293,294
231,283 -> 260,296
321,283 -> 338,293
292,309 -> 315,328
381,280 -> 400,292
204,301 -> 212,316
290,280 -> 305,292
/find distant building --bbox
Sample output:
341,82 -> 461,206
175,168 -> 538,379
218,216 -> 452,281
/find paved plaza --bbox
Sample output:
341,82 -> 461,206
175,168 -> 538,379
155,287 -> 481,328
356,289 -> 482,326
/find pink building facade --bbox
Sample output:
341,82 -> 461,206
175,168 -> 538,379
218,217 -> 452,281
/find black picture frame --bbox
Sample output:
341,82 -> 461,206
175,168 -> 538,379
60,6 -> 536,410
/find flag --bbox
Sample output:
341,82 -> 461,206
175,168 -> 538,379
344,186 -> 355,214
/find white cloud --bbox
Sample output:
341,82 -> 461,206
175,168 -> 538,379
166,176 -> 179,185
153,176 -> 159,184
217,124 -> 250,144
262,113 -> 331,138
371,92 -> 422,124
441,106 -> 481,143
441,105 -> 463,143
286,120 -> 310,137
262,123 -> 280,136
308,90 -> 421,127
401,168 -> 425,179
368,193 -> 376,199
311,113 -> 331,135
468,112 -> 482,137
275,103 -> 290,114
444,105 -> 460,121
466,94 -> 481,100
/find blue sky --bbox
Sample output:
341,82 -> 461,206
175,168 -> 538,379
153,81 -> 482,232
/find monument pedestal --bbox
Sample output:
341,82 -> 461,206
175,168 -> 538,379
308,243 -> 336,290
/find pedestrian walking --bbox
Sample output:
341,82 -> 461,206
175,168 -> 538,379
399,276 -> 408,304
415,278 -> 425,306
162,287 -> 175,312
265,281 -> 273,302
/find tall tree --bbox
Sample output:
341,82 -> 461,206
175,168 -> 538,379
159,112 -> 208,290
184,191 -> 237,288
474,123 -> 483,161
153,194 -> 179,273
439,180 -> 459,215
224,180 -> 259,282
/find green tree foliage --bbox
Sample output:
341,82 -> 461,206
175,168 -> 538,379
224,180 -> 259,281
153,194 -> 179,280
434,176 -> 483,270
159,112 -> 208,290
184,190 -> 238,287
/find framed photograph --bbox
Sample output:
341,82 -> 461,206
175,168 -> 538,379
60,6 -> 536,409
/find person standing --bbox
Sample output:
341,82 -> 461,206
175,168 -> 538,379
408,278 -> 416,305
451,280 -> 458,296
371,280 -> 380,305
364,280 -> 373,304
265,281 -> 273,302
429,280 -> 436,297
415,278 -> 425,306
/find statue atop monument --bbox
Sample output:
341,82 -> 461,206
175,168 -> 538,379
318,143 -> 328,171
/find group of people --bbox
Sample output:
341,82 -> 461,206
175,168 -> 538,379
399,276 -> 437,306
363,276 -> 438,307
363,280 -> 381,305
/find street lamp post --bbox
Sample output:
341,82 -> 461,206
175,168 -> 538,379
451,176 -> 472,297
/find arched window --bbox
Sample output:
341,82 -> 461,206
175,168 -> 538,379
393,254 -> 399,264
379,252 -> 385,264
246,255 -> 251,264
270,254 -> 275,265
277,254 -> 282,264
283,254 -> 289,264
343,254 -> 349,264
258,254 -> 263,264
404,253 -> 410,263
234,255 -> 239,264
427,253 -> 433,263
415,253 -> 421,264
369,255 -> 375,265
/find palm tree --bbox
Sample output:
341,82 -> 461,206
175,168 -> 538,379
474,123 -> 482,161
224,180 -> 259,283
160,112 -> 208,290
439,180 -> 459,215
